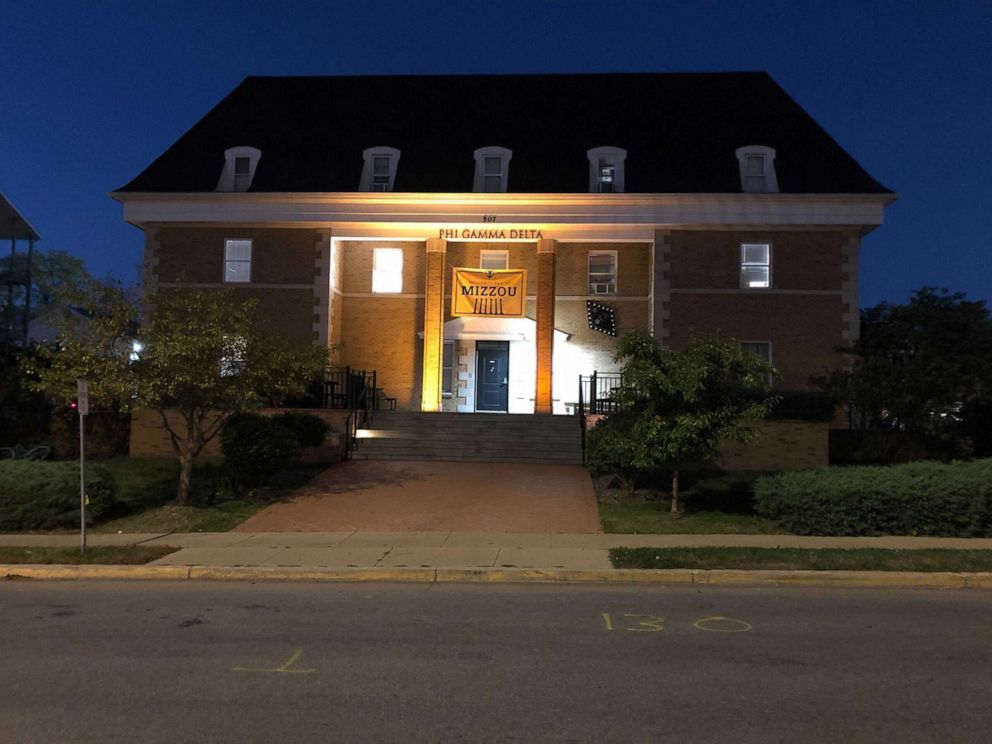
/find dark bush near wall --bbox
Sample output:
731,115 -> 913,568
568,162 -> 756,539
50,410 -> 131,458
754,459 -> 992,537
269,412 -> 329,447
829,429 -> 974,465
766,391 -> 838,422
0,460 -> 116,530
220,413 -> 300,495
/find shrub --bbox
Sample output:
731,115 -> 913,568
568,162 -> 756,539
754,459 -> 992,536
220,413 -> 300,495
269,412 -> 329,447
585,415 -> 643,494
0,460 -> 116,530
767,391 -> 838,422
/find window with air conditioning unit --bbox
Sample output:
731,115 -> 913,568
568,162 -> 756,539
588,251 -> 617,295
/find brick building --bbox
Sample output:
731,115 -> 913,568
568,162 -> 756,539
115,73 -> 893,425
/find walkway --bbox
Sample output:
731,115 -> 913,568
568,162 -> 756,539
233,460 -> 602,534
4,532 -> 992,572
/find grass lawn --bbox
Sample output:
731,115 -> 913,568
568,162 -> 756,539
610,547 -> 992,572
599,503 -> 781,535
92,457 -> 270,533
597,470 -> 782,534
0,545 -> 178,565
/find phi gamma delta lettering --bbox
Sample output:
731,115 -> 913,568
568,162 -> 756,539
438,228 -> 543,240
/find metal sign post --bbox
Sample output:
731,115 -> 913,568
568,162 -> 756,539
77,379 -> 88,554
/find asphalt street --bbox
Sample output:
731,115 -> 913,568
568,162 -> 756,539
0,581 -> 989,743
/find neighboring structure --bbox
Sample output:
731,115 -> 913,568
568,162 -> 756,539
114,73 -> 893,421
0,193 -> 41,350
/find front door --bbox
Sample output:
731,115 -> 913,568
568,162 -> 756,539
476,341 -> 509,412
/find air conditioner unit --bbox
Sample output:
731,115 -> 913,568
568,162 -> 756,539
591,282 -> 615,295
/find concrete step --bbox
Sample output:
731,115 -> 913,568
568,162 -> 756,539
350,452 -> 583,464
351,411 -> 583,463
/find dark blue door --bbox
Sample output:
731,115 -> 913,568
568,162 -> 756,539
476,341 -> 509,412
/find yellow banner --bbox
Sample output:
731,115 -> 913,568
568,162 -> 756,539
451,268 -> 528,318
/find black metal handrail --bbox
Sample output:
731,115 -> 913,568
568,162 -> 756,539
344,369 -> 377,459
578,372 -> 624,416
577,371 -> 624,465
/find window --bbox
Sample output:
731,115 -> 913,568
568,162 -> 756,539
588,251 -> 617,295
483,157 -> 502,192
741,341 -> 773,385
734,145 -> 779,193
371,156 -> 391,191
360,147 -> 400,192
224,239 -> 252,283
233,157 -> 251,191
473,147 -> 512,192
587,146 -> 626,193
442,341 -> 455,396
372,247 -> 403,293
740,243 -> 771,288
216,146 -> 261,192
220,336 -> 247,377
479,250 -> 508,270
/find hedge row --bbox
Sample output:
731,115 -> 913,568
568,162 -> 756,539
0,461 -> 116,530
754,459 -> 992,536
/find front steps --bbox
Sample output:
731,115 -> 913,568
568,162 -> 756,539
350,411 -> 584,464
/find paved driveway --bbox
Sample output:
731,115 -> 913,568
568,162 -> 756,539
236,460 -> 601,533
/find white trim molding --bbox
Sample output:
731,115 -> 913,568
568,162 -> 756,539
217,146 -> 261,192
735,145 -> 779,193
587,146 -> 626,193
473,147 -> 512,193
360,146 -> 401,192
114,191 -> 896,236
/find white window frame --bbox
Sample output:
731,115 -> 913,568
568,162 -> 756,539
216,146 -> 261,192
372,247 -> 404,294
479,250 -> 509,270
223,239 -> 252,283
735,145 -> 779,193
442,340 -> 455,397
587,146 -> 626,193
740,242 -> 772,289
360,146 -> 401,192
473,146 -> 512,193
587,250 -> 618,295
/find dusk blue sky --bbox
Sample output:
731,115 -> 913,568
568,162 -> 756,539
2,0 -> 990,307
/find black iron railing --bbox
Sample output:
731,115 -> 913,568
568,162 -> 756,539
578,372 -> 624,415
577,372 -> 623,465
282,367 -> 374,410
344,369 -> 377,459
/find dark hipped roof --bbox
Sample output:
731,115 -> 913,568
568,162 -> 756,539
118,73 -> 890,195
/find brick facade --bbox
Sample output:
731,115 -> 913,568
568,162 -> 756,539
657,229 -> 850,389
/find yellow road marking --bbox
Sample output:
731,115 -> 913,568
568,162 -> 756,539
232,648 -> 316,673
693,616 -> 753,633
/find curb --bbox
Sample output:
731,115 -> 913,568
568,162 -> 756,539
3,564 -> 992,588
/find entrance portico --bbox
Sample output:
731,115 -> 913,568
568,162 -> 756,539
419,236 -> 560,414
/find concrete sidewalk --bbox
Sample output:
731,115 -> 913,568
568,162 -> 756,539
4,531 -> 992,571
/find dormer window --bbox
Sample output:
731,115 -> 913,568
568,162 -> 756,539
473,147 -> 512,193
216,146 -> 261,192
735,145 -> 779,193
587,147 -> 626,193
360,147 -> 400,192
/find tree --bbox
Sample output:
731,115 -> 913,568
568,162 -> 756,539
27,282 -> 328,504
591,331 -> 776,513
28,250 -> 92,318
821,288 -> 992,440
